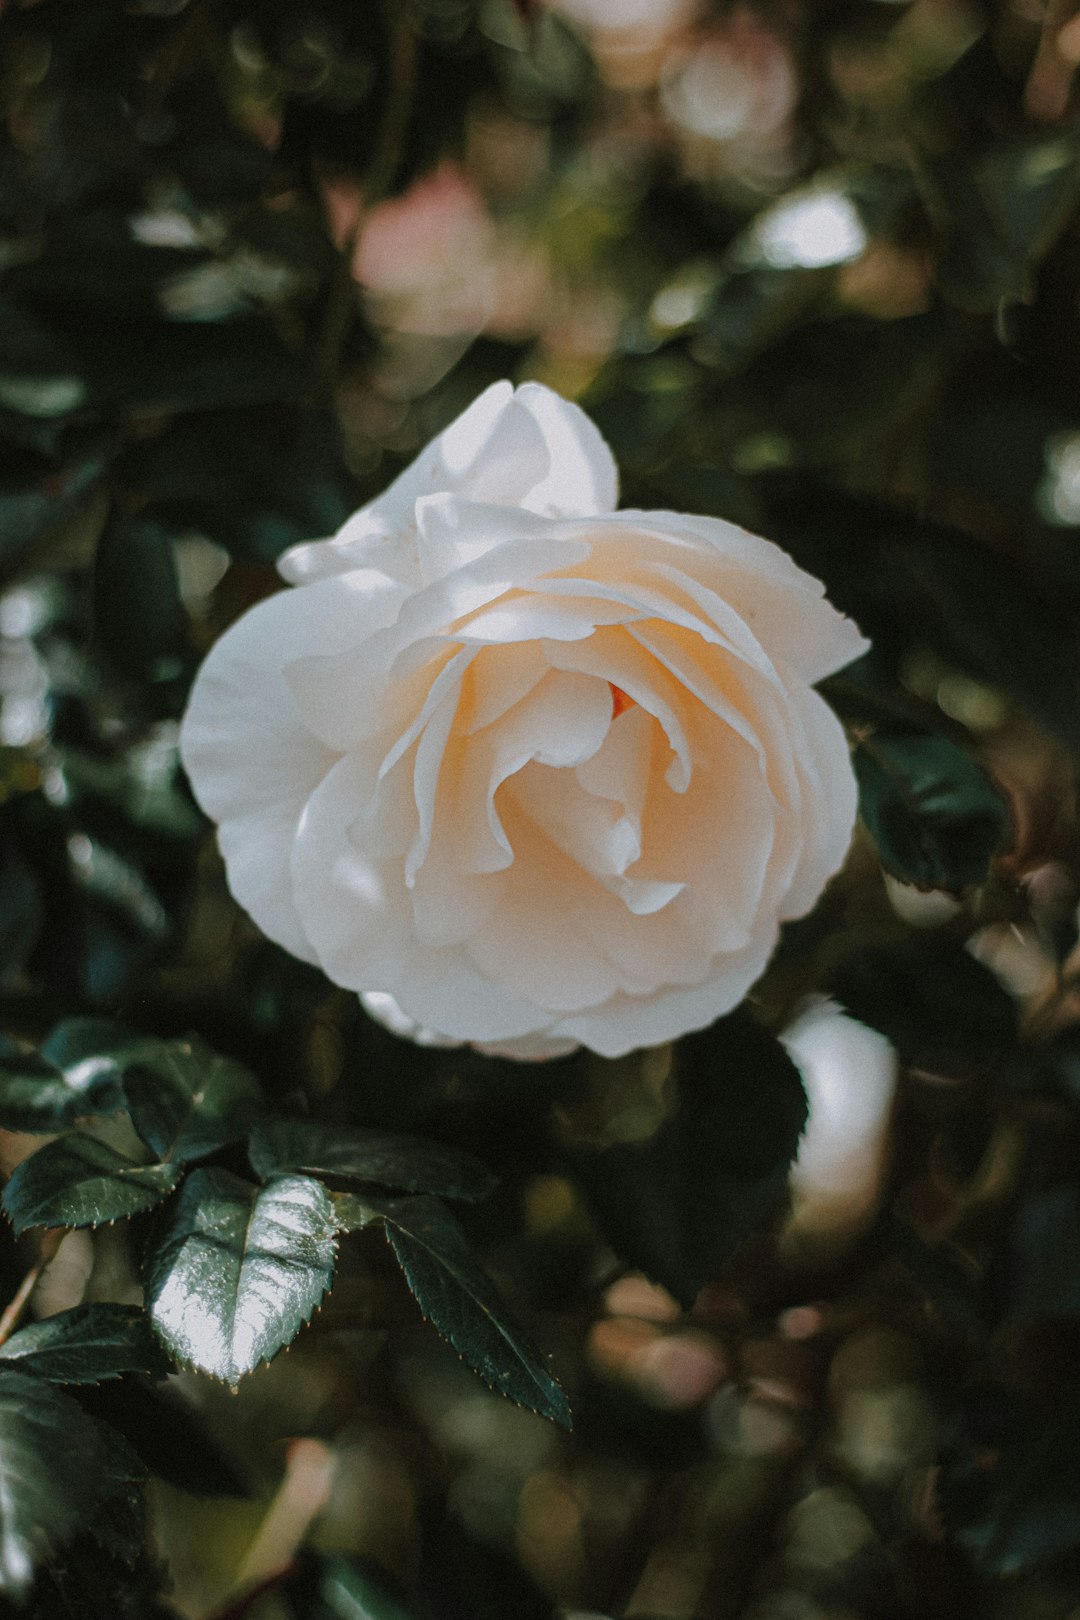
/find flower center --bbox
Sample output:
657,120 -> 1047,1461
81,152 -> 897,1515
609,683 -> 635,719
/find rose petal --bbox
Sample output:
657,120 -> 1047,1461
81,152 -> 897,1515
277,382 -> 617,588
179,574 -> 401,961
777,683 -> 860,919
291,751 -> 411,987
610,510 -> 870,683
512,382 -> 618,517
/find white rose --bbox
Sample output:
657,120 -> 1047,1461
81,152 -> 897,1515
179,381 -> 867,1060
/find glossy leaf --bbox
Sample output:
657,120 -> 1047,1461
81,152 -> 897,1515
0,1371 -> 142,1599
248,1118 -> 497,1202
2,1134 -> 183,1235
369,1193 -> 570,1428
143,1168 -> 337,1383
854,731 -> 1009,891
0,1304 -> 172,1385
123,1037 -> 265,1165
0,1018 -> 147,1133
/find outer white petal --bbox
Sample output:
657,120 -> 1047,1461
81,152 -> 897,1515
359,991 -> 463,1050
277,381 -> 617,587
179,573 -> 402,962
277,381 -> 517,586
547,915 -> 783,1058
359,990 -> 578,1060
778,682 -> 860,920
603,510 -> 869,683
291,751 -> 413,988
512,382 -> 618,517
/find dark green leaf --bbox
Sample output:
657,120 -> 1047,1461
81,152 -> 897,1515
829,935 -> 1019,1077
39,1019 -> 151,1079
0,1371 -> 139,1599
284,1555 -> 423,1620
15,1541 -> 176,1620
920,133 -> 1080,312
2,1134 -> 182,1235
123,1038 -> 265,1165
369,1193 -> 570,1428
0,1045 -> 124,1135
75,1378 -> 250,1499
143,1168 -> 337,1383
249,1118 -> 497,1202
0,1020 -> 217,1136
570,1009 -> 807,1307
939,1385 -> 1080,1574
93,514 -> 191,696
122,403 -> 355,565
83,1422 -> 146,1568
762,486 -> 1080,751
854,731 -> 1009,891
0,1304 -> 172,1385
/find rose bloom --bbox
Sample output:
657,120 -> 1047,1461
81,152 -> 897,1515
180,383 -> 867,1059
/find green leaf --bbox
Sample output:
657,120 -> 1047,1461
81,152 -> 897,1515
0,1018 -> 147,1133
939,1385 -> 1080,1575
123,403 -> 354,565
0,1304 -> 173,1384
285,1555 -> 424,1620
83,1421 -> 146,1568
829,934 -> 1019,1077
75,1379 -> 250,1498
2,1134 -> 182,1235
93,514 -> 191,695
123,1037 -> 265,1165
570,1009 -> 807,1308
248,1118 -> 497,1202
368,1193 -> 570,1428
143,1168 -> 337,1383
920,133 -> 1080,313
762,486 -> 1080,751
0,1371 -> 141,1599
854,731 -> 1010,891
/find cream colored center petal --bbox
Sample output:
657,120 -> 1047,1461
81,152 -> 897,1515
389,617 -> 783,1014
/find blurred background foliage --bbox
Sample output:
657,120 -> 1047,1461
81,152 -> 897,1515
3,0 -> 1080,1615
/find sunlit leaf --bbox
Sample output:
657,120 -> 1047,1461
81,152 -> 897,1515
2,1134 -> 182,1235
143,1168 -> 337,1383
368,1193 -> 570,1427
249,1118 -> 497,1202
0,1304 -> 172,1385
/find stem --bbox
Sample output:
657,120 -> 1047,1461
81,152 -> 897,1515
314,0 -> 419,385
0,1228 -> 64,1348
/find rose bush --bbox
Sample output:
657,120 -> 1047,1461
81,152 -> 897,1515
179,382 -> 867,1059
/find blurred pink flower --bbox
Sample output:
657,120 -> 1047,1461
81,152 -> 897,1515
353,163 -> 497,338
